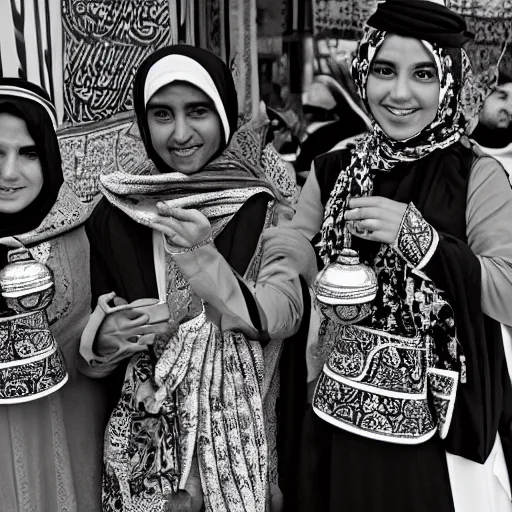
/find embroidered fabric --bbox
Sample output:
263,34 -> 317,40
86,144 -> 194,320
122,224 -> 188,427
313,324 -> 439,443
392,202 -> 439,270
261,144 -> 299,205
313,243 -> 462,443
101,207 -> 278,512
99,171 -> 271,234
312,27 -> 467,445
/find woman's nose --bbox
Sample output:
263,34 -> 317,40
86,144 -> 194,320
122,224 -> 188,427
0,154 -> 18,180
389,75 -> 412,102
171,115 -> 193,144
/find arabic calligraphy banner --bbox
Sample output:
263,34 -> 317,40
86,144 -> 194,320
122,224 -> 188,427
0,0 -> 258,125
62,0 -> 172,123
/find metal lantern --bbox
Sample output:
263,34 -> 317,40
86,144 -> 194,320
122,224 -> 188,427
314,248 -> 378,323
0,247 -> 68,404
0,247 -> 54,312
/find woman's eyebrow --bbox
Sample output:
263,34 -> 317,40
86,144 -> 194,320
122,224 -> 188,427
372,59 -> 396,67
19,144 -> 38,153
413,62 -> 437,68
184,100 -> 215,109
146,102 -> 169,110
147,100 -> 214,109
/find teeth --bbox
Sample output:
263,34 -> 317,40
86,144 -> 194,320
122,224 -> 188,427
0,187 -> 19,192
172,147 -> 198,157
387,107 -> 417,117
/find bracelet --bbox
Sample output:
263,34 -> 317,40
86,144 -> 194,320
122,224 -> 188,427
165,234 -> 213,255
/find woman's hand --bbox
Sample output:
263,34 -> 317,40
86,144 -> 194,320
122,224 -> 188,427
344,196 -> 407,245
151,203 -> 212,249
94,296 -> 167,358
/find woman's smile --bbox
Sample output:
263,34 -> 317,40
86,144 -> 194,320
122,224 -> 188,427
0,185 -> 24,194
168,145 -> 201,158
383,106 -> 420,118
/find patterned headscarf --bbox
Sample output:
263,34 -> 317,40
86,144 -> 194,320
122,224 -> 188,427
319,27 -> 472,261
133,44 -> 239,174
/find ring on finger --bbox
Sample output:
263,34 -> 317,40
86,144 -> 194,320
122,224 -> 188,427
354,222 -> 372,236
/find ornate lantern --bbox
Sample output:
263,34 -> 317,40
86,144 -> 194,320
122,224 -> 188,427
0,247 -> 68,403
314,247 -> 378,324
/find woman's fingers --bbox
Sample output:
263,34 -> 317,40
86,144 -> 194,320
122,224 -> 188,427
344,206 -> 397,221
152,206 -> 212,249
151,220 -> 187,244
122,312 -> 150,326
349,196 -> 402,211
344,197 -> 407,245
348,222 -> 395,243
354,219 -> 382,232
156,204 -> 206,224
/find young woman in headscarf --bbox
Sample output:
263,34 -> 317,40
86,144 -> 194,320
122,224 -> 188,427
270,0 -> 512,511
79,45 -> 315,512
0,78 -> 108,511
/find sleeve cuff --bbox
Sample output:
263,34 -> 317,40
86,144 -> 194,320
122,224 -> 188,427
427,367 -> 459,440
392,202 -> 439,270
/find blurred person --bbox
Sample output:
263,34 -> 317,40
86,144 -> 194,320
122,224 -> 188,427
472,71 -> 512,180
294,71 -> 371,184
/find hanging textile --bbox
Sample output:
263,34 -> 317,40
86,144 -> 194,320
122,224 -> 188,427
312,0 -> 512,74
0,0 -> 64,122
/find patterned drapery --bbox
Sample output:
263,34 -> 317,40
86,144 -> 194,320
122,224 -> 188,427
61,0 -> 172,123
0,0 -> 65,121
0,0 -> 258,125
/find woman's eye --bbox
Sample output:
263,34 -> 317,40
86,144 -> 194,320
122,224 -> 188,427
371,65 -> 394,78
153,109 -> 172,120
415,69 -> 438,81
21,150 -> 39,160
189,107 -> 209,118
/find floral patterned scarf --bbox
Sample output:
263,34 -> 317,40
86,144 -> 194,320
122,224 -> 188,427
319,27 -> 472,261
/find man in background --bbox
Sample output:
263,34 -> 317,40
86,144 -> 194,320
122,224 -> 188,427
472,71 -> 512,180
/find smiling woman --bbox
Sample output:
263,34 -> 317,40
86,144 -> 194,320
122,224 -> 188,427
80,44 -> 313,512
146,82 -> 222,174
0,78 -> 108,512
366,35 -> 440,141
0,114 -> 44,214
264,0 -> 512,511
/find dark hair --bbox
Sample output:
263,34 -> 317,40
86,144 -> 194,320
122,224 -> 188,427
498,69 -> 512,86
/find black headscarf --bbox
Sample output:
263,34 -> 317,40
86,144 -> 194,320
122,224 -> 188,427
0,77 -> 62,238
367,0 -> 473,48
132,45 -> 239,174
